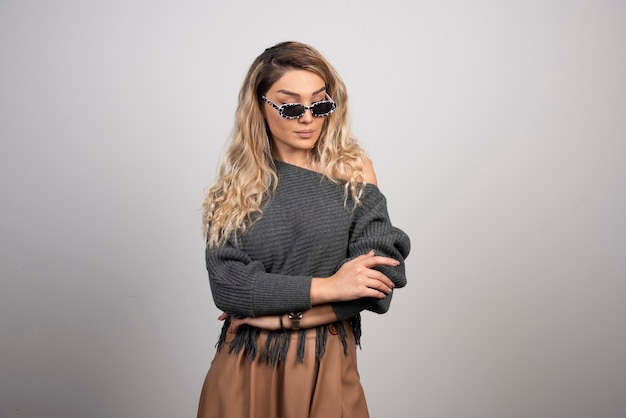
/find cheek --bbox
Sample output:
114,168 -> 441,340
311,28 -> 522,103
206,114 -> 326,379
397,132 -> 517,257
264,114 -> 287,136
270,114 -> 293,130
314,117 -> 327,131
263,112 -> 276,129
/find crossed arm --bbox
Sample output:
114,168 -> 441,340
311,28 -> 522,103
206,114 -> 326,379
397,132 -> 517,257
224,250 -> 399,333
217,160 -> 410,333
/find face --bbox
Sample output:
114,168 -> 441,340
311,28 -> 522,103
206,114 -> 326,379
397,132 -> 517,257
261,70 -> 329,164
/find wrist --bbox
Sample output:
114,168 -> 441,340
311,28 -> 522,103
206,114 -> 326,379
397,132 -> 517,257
310,277 -> 336,305
288,311 -> 303,330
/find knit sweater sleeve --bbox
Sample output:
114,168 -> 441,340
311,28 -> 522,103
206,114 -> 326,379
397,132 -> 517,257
331,186 -> 411,320
205,240 -> 312,318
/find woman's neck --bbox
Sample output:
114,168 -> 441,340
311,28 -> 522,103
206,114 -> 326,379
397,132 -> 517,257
272,151 -> 319,172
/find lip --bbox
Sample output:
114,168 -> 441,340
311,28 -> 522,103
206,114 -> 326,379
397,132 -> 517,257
295,130 -> 315,139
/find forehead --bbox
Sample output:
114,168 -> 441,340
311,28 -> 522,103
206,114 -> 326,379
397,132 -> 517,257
269,70 -> 326,96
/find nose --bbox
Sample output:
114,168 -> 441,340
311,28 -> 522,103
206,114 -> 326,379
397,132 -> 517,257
298,108 -> 314,123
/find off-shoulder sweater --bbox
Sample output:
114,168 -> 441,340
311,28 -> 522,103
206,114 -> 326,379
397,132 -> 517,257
205,160 -> 410,365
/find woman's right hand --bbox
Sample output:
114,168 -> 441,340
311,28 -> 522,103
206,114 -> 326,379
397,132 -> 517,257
310,250 -> 399,305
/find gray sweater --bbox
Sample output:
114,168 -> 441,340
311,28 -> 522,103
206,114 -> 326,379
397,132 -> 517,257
205,160 -> 410,364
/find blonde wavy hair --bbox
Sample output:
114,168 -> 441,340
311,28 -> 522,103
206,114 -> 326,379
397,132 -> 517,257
202,41 -> 368,247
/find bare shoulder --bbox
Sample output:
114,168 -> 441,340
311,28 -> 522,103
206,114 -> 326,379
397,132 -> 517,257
330,157 -> 378,185
362,157 -> 378,186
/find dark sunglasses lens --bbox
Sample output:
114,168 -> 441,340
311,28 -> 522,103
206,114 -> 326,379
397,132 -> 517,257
311,101 -> 335,116
281,104 -> 306,118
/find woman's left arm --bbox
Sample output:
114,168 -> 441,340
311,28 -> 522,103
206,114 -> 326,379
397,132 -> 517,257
330,158 -> 411,320
223,304 -> 337,333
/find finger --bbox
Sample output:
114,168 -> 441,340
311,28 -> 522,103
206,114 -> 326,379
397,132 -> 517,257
362,255 -> 400,269
367,270 -> 395,291
367,278 -> 393,295
363,283 -> 390,299
218,312 -> 228,321
229,317 -> 244,333
352,250 -> 376,263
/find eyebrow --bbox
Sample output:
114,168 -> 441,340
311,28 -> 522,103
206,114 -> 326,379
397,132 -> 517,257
275,86 -> 327,98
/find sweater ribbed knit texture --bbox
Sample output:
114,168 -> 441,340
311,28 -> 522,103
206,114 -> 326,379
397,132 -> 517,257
205,160 -> 410,362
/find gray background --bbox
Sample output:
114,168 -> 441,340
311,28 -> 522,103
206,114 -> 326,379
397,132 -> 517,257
1,1 -> 625,417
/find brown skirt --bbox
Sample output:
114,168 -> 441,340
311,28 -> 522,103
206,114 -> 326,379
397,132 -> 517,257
197,322 -> 369,418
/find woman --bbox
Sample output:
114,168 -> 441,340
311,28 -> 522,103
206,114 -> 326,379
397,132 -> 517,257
198,41 -> 410,418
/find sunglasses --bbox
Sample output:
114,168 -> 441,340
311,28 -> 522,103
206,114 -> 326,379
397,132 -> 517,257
261,94 -> 336,119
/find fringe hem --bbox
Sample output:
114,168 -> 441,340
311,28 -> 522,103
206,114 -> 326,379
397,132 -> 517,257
215,314 -> 362,366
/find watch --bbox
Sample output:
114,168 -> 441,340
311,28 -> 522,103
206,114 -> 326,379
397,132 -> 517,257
288,311 -> 303,330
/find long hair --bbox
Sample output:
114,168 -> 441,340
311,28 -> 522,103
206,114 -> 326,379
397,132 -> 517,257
202,41 -> 368,247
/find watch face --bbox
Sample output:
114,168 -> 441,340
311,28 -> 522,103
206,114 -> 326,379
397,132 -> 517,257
288,312 -> 302,330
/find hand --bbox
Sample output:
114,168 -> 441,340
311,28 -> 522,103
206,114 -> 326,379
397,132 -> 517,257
314,250 -> 398,303
218,312 -> 283,333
